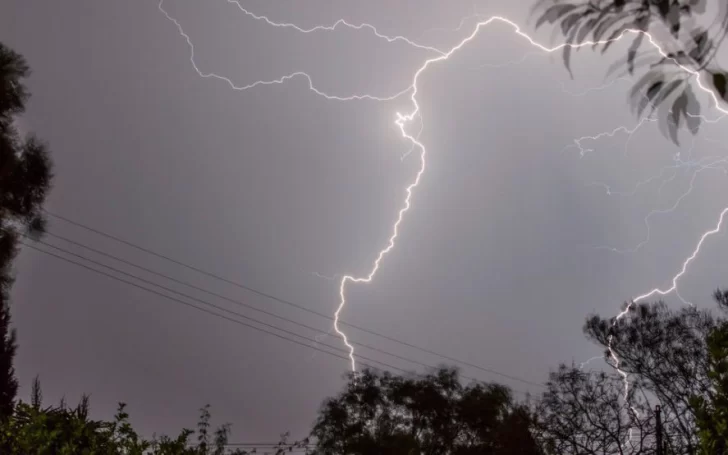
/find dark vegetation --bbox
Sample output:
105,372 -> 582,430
2,0 -> 728,452
531,0 -> 728,144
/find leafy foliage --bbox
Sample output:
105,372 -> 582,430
0,264 -> 17,419
0,378 -> 306,454
0,42 -> 52,238
0,41 -> 53,420
531,0 -> 728,144
583,300 -> 719,453
534,291 -> 728,454
310,367 -> 543,454
534,365 -> 655,454
691,290 -> 728,454
533,291 -> 728,453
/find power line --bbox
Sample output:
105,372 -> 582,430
40,232 -> 401,361
30,233 -> 509,385
20,241 -> 409,376
44,210 -> 546,389
21,238 -> 534,396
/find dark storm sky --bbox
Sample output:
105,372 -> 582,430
2,0 -> 727,442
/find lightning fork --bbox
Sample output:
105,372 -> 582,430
160,1 -> 728,384
336,16 -> 728,371
224,0 -> 445,56
560,76 -> 632,97
632,205 -> 728,305
157,0 -> 414,102
606,205 -> 728,399
596,156 -> 727,255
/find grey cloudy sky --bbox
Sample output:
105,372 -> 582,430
2,0 -> 727,443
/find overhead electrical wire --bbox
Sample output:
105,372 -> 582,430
43,209 -> 546,388
41,229 -> 545,389
21,240 -> 415,376
21,237 -> 538,395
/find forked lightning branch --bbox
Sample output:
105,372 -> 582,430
158,1 -> 728,400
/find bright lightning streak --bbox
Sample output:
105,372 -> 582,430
567,115 -> 658,156
605,205 -> 728,410
560,76 -> 632,97
312,272 -> 341,281
597,157 -> 726,254
587,151 -> 692,197
157,0 -> 413,102
225,0 -> 446,56
565,94 -> 725,158
160,2 -> 728,387
631,206 -> 728,305
400,111 -> 425,161
579,355 -> 602,370
416,3 -> 484,43
335,17 -> 728,372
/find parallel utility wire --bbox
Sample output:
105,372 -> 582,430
22,240 -> 417,378
22,238 -> 539,396
29,240 -> 539,396
41,209 -> 546,389
24,235 -> 495,384
39,229 -> 545,389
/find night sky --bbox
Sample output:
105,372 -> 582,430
2,0 -> 727,443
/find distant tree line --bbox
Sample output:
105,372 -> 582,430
3,0 -> 728,452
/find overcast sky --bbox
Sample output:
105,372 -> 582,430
2,0 -> 728,444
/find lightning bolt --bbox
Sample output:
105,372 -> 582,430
158,1 -> 417,102
224,0 -> 446,56
416,3 -> 485,43
578,355 -> 603,370
335,19 -> 728,372
605,205 -> 728,418
570,86 -> 728,436
560,76 -> 632,97
564,92 -> 726,159
587,150 -> 692,198
311,271 -> 341,281
596,155 -> 728,255
624,207 -> 728,316
159,0 -> 728,388
566,114 -> 659,156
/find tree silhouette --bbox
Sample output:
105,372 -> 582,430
534,291 -> 728,453
534,365 -> 656,454
584,300 -> 717,452
0,378 -> 276,455
310,367 -> 543,454
690,289 -> 728,454
531,0 -> 728,144
534,291 -> 728,454
0,42 -> 53,420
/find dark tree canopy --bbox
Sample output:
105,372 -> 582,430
585,300 -> 716,452
0,43 -> 52,232
310,367 -> 543,455
0,42 -> 53,420
534,292 -> 728,454
691,290 -> 728,454
534,365 -> 656,454
531,0 -> 728,144
1,377 -> 304,455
